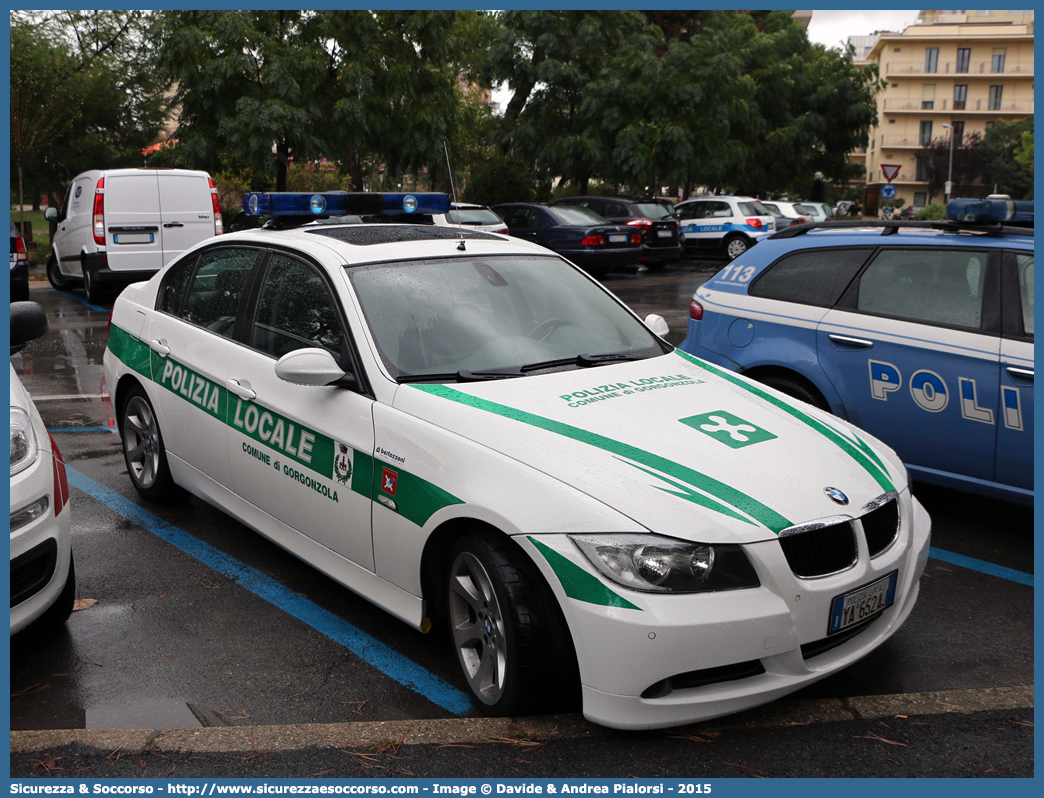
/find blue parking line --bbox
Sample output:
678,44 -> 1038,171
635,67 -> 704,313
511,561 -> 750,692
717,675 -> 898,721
53,289 -> 108,313
65,467 -> 473,715
929,546 -> 1033,586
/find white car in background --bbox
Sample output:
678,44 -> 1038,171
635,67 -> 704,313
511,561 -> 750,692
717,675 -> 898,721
10,302 -> 76,635
432,203 -> 509,234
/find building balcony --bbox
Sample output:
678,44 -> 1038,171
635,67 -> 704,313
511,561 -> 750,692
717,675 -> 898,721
882,98 -> 1034,114
883,60 -> 1033,77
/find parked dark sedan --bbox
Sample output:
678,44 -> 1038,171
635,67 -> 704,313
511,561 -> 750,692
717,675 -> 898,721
493,203 -> 641,278
550,195 -> 682,269
10,218 -> 30,302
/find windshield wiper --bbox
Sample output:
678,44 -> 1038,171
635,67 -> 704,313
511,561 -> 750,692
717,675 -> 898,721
397,369 -> 521,383
519,353 -> 645,374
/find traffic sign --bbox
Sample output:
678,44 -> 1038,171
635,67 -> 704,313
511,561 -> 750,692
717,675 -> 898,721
880,184 -> 897,200
881,164 -> 901,182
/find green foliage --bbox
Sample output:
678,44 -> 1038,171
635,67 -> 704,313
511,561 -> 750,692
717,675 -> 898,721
285,164 -> 351,193
915,203 -> 946,221
982,118 -> 1033,200
462,157 -> 536,206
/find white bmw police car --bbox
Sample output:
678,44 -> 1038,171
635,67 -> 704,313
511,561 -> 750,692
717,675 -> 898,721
103,191 -> 930,730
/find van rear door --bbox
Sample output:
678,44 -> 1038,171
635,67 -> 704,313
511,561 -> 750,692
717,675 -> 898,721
103,172 -> 164,274
157,172 -> 220,268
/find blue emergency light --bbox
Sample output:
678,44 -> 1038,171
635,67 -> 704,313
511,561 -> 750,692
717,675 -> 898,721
947,196 -> 1033,225
242,191 -> 451,218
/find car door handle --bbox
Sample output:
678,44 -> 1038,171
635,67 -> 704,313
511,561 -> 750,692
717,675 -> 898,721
828,334 -> 874,350
1006,366 -> 1034,381
149,339 -> 171,356
163,222 -> 185,228
226,379 -> 256,401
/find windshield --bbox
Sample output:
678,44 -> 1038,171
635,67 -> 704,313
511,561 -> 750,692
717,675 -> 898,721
550,205 -> 609,225
446,207 -> 504,225
348,255 -> 666,380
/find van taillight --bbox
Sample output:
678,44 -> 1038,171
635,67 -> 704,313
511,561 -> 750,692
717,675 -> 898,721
209,177 -> 223,236
689,299 -> 704,321
93,177 -> 106,245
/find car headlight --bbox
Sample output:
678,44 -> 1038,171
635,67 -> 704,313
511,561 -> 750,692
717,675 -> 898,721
570,533 -> 760,593
10,407 -> 38,477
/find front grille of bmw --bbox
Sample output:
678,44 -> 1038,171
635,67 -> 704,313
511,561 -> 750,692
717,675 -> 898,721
778,493 -> 900,578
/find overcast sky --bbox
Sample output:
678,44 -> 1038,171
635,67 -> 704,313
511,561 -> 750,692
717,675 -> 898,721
806,9 -> 923,49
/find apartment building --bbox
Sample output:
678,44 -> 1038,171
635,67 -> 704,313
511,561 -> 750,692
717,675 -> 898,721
851,10 -> 1033,213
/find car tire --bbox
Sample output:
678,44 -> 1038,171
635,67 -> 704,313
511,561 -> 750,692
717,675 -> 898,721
82,263 -> 104,304
758,374 -> 830,413
446,528 -> 578,716
35,554 -> 76,630
723,235 -> 750,260
120,384 -> 180,502
47,255 -> 67,291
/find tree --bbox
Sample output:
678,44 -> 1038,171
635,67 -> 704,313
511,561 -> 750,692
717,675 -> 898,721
920,132 -> 986,201
10,11 -> 164,217
982,117 -> 1033,199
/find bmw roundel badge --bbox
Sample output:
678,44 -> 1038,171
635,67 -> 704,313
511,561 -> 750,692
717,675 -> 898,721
824,487 -> 849,505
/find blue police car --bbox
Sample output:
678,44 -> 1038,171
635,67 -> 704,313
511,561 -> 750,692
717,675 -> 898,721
679,197 -> 1033,504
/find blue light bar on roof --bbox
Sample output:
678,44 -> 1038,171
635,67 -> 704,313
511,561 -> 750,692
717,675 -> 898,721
242,191 -> 451,217
947,197 -> 1033,225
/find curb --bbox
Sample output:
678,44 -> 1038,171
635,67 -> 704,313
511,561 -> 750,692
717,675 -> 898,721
10,685 -> 1032,754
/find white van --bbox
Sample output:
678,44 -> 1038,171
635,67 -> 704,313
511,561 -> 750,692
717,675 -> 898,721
45,168 -> 223,302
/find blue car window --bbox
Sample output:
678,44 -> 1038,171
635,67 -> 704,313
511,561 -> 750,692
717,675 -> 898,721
857,248 -> 988,329
750,248 -> 871,307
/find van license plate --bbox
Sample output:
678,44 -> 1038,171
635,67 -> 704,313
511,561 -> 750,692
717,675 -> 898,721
113,233 -> 154,244
828,571 -> 897,634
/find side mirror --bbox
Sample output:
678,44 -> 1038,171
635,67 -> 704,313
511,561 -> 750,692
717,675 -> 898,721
274,347 -> 354,388
44,207 -> 58,222
10,301 -> 50,355
644,314 -> 670,338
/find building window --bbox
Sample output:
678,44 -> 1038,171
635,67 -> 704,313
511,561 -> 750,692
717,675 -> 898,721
920,120 -> 933,145
992,48 -> 1007,73
953,85 -> 968,111
925,48 -> 939,73
916,156 -> 929,182
922,84 -> 935,109
914,192 -> 927,206
956,48 -> 971,74
951,121 -> 965,145
988,85 -> 1003,111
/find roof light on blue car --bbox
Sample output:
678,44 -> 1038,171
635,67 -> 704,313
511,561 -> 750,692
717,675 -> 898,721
947,195 -> 1033,225
242,191 -> 451,218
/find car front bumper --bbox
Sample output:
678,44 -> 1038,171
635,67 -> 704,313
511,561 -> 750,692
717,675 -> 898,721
520,492 -> 931,730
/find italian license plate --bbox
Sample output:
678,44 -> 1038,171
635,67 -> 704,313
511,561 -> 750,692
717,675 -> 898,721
828,571 -> 897,634
656,229 -> 673,238
608,234 -> 626,242
113,233 -> 154,244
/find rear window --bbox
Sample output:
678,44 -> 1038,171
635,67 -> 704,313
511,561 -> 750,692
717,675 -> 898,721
793,204 -> 817,216
551,206 -> 608,225
631,203 -> 673,220
447,207 -> 504,226
738,202 -> 764,216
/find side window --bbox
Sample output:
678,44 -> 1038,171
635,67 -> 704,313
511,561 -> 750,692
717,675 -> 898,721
856,248 -> 988,329
750,248 -> 871,307
504,208 -> 527,228
710,202 -> 732,218
1017,253 -> 1033,336
251,254 -> 344,359
181,248 -> 258,337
